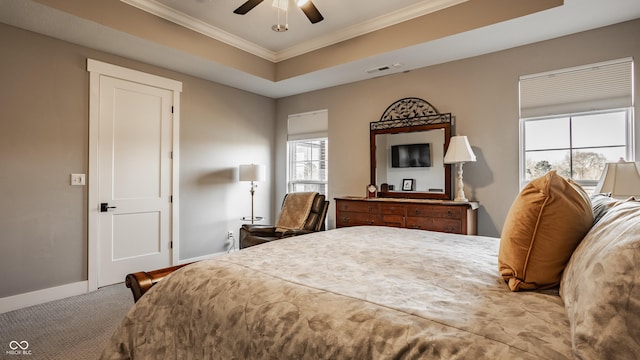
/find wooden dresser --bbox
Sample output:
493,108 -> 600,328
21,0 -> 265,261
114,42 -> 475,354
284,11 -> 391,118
335,197 -> 478,235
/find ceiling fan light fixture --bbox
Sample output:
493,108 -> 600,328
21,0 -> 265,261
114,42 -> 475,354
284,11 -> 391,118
297,0 -> 310,6
272,0 -> 288,32
272,24 -> 289,32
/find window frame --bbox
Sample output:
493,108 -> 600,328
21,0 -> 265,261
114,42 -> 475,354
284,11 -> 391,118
519,107 -> 635,190
286,137 -> 328,195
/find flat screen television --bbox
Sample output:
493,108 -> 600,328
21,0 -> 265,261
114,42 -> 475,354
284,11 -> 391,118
391,143 -> 431,168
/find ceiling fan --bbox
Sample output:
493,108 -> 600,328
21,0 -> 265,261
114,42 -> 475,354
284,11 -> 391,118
234,0 -> 324,24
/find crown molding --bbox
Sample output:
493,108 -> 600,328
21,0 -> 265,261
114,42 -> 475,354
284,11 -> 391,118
275,0 -> 468,61
121,0 -> 467,63
120,0 -> 277,61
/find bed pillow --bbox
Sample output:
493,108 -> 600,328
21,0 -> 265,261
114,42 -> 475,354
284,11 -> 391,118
498,170 -> 593,291
560,198 -> 640,358
590,193 -> 618,224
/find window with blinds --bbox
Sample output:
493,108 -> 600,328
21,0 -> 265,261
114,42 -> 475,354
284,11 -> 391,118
520,58 -> 633,118
519,58 -> 635,192
287,110 -> 328,195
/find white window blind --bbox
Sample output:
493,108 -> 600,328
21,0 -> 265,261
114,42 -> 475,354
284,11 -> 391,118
287,109 -> 328,140
520,58 -> 633,118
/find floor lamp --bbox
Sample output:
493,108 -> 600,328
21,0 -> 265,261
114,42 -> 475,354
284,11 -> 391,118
444,136 -> 477,202
239,164 -> 265,224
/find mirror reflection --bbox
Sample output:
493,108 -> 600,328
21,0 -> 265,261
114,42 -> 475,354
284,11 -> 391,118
375,129 -> 446,193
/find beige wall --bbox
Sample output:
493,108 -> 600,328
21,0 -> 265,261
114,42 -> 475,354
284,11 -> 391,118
1,17 -> 638,300
0,24 -> 276,298
275,19 -> 640,237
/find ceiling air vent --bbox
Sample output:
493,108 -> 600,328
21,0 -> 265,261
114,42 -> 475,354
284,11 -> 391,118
366,63 -> 403,74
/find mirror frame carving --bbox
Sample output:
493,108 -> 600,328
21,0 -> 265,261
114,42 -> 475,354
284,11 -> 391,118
370,98 -> 452,200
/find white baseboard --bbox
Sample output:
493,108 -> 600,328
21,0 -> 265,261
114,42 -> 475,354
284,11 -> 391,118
0,251 -> 235,313
0,281 -> 89,314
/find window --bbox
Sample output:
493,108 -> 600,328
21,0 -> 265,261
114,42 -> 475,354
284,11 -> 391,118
287,138 -> 328,194
519,58 -> 634,193
521,109 -> 634,192
287,110 -> 328,195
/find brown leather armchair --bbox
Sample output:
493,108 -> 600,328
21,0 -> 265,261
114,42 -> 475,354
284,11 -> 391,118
240,193 -> 329,249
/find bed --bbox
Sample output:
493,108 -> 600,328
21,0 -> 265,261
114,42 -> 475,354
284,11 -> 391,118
102,184 -> 640,359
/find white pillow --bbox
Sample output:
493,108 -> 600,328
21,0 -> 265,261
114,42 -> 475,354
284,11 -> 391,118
560,198 -> 640,358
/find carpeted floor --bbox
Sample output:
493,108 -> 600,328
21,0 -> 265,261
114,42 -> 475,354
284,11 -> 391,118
0,283 -> 133,360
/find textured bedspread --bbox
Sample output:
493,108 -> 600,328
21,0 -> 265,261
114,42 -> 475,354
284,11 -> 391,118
102,226 -> 572,359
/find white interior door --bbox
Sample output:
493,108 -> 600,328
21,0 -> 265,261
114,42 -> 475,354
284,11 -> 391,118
97,76 -> 173,287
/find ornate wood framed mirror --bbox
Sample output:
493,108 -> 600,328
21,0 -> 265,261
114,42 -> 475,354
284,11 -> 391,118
370,98 -> 452,200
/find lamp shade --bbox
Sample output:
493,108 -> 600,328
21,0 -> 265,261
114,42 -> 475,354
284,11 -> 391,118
444,136 -> 477,164
594,162 -> 640,198
239,164 -> 265,182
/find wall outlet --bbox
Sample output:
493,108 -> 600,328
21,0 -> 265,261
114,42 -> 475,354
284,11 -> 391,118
71,174 -> 86,186
226,231 -> 235,253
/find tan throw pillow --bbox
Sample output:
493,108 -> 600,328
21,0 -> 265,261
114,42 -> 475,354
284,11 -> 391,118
498,170 -> 593,291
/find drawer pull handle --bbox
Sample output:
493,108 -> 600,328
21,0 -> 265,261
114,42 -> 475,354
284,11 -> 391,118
414,210 -> 420,215
447,210 -> 452,217
342,217 -> 350,223
368,206 -> 373,212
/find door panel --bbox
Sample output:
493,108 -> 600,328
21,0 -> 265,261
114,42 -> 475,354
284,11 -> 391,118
97,76 -> 172,287
113,90 -> 162,199
113,212 -> 161,260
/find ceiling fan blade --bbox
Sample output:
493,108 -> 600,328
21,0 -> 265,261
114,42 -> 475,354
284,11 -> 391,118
233,0 -> 264,15
299,0 -> 324,24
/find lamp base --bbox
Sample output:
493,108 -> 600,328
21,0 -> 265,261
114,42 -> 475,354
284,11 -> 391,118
453,195 -> 469,202
453,162 -> 469,202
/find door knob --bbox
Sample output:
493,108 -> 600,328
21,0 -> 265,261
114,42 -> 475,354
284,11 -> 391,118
100,203 -> 117,212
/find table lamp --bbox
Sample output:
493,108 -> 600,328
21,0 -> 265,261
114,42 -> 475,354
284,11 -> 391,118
594,161 -> 640,199
444,136 -> 477,202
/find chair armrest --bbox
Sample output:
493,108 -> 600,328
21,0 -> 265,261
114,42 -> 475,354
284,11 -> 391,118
241,224 -> 277,236
245,227 -> 312,237
280,229 -> 314,237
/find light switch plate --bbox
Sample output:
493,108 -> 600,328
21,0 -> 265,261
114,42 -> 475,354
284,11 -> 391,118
71,174 -> 86,186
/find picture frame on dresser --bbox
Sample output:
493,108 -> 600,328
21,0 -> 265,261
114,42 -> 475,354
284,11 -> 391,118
402,179 -> 414,191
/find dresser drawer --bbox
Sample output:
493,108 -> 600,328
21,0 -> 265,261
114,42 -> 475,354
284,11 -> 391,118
380,204 -> 406,216
406,217 -> 462,233
337,201 -> 379,214
407,205 -> 462,219
336,212 -> 381,227
381,214 -> 404,228
335,198 -> 477,235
